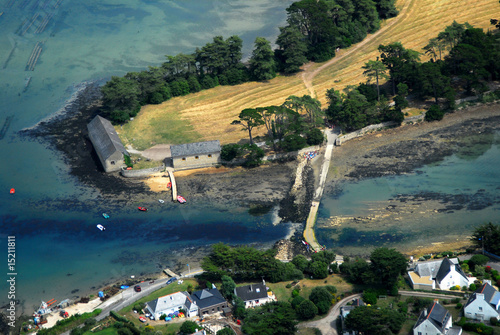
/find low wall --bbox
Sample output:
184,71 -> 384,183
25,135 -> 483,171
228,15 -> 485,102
120,164 -> 165,178
336,115 -> 425,146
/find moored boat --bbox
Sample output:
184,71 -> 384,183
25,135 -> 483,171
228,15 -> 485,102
158,199 -> 164,204
138,207 -> 148,211
102,213 -> 109,219
97,224 -> 105,231
177,195 -> 186,204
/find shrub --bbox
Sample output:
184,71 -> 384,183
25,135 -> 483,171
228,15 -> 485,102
297,300 -> 318,320
455,303 -> 462,309
469,283 -> 477,291
286,283 -> 292,289
490,317 -> 498,326
425,104 -> 445,121
292,289 -> 300,297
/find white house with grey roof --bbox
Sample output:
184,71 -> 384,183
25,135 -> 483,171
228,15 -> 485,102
464,283 -> 500,321
145,291 -> 198,319
234,282 -> 272,308
170,140 -> 220,170
408,258 -> 472,290
413,301 -> 462,335
87,116 -> 129,172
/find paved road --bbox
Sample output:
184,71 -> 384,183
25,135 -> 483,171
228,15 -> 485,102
298,293 -> 362,335
398,290 -> 465,299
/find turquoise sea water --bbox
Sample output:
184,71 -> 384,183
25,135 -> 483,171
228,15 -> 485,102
0,0 -> 295,312
316,131 -> 500,256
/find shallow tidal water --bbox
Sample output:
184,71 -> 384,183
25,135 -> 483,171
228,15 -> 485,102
0,0 -> 295,311
316,131 -> 500,256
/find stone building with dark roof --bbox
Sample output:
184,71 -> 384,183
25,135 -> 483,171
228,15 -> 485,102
87,116 -> 129,172
170,140 -> 220,170
190,288 -> 227,315
413,301 -> 462,335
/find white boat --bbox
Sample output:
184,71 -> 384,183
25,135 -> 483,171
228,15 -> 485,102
158,199 -> 165,203
97,224 -> 105,231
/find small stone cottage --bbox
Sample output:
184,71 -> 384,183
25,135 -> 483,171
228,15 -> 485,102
87,115 -> 129,172
170,140 -> 220,170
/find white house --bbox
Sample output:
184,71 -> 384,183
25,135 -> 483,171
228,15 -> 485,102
145,291 -> 198,319
408,258 -> 472,290
413,301 -> 462,335
464,283 -> 500,321
234,282 -> 273,308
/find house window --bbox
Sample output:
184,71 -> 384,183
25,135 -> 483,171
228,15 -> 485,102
110,161 -> 115,165
195,156 -> 199,159
479,307 -> 483,311
208,154 -> 212,158
418,332 -> 422,335
182,157 -> 186,161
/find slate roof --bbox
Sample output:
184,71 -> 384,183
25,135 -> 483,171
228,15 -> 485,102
190,288 -> 226,310
414,301 -> 451,333
414,258 -> 459,278
170,140 -> 220,158
465,283 -> 500,309
436,258 -> 468,283
235,283 -> 268,302
87,116 -> 128,159
146,291 -> 190,315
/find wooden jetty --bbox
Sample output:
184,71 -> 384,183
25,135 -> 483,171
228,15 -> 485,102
26,42 -> 43,71
0,116 -> 13,141
35,13 -> 53,34
20,13 -> 40,36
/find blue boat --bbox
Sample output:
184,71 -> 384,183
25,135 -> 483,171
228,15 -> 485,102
102,213 -> 109,219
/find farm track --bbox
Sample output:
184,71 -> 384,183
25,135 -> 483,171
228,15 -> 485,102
122,0 -> 500,147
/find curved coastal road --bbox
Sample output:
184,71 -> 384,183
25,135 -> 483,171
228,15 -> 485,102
298,293 -> 362,335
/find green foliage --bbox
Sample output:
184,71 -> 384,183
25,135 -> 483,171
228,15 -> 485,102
425,104 -> 445,121
242,144 -> 265,168
110,310 -> 128,323
124,155 -> 132,168
471,222 -> 500,254
456,302 -> 463,309
275,25 -> 308,74
233,296 -> 246,320
221,144 -> 242,162
469,283 -> 477,291
309,261 -> 329,279
309,287 -> 333,314
362,290 -> 378,305
282,134 -> 307,151
232,108 -> 265,145
345,306 -> 405,335
217,328 -> 235,335
242,301 -> 297,335
179,321 -> 199,334
292,255 -> 309,272
291,295 -> 306,309
370,247 -> 408,288
249,37 -> 276,81
38,309 -> 102,335
463,322 -> 494,335
305,128 -> 325,146
296,300 -> 318,320
469,254 -> 490,270
221,275 -> 236,300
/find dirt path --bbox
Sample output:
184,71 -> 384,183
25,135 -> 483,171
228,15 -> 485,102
300,0 -> 416,98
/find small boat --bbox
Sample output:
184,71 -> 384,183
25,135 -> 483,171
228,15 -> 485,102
158,199 -> 165,204
138,207 -> 148,211
177,195 -> 186,204
10,188 -> 15,194
102,213 -> 109,219
97,224 -> 105,231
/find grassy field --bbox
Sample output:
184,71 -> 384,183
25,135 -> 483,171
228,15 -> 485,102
119,0 -> 499,150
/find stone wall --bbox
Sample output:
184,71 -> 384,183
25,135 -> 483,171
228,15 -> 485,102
120,164 -> 165,178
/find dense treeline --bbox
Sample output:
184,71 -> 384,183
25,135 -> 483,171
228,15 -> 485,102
276,0 -> 398,68
471,222 -> 500,255
326,21 -> 500,130
200,243 -> 336,283
100,0 -> 398,123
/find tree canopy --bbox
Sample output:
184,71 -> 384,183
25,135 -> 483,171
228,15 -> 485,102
345,305 -> 405,335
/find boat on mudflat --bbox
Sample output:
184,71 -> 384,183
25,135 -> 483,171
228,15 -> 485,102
102,213 -> 109,219
97,224 -> 105,231
138,207 -> 148,211
158,199 -> 165,204
177,195 -> 186,204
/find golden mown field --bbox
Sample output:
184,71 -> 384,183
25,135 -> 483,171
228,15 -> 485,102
119,0 -> 499,150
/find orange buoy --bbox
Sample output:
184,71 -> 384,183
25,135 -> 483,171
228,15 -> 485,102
10,188 -> 15,194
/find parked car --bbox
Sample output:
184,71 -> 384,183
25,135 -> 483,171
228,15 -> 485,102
134,285 -> 141,292
166,277 -> 177,285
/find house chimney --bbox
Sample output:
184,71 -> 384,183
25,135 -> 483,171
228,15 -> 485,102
263,278 -> 266,286
424,309 -> 427,317
477,293 -> 485,300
